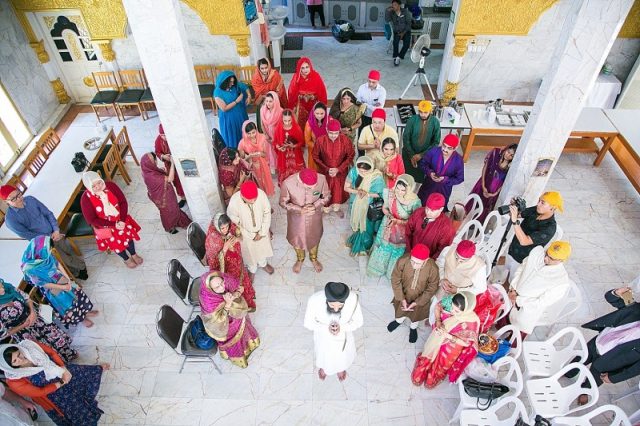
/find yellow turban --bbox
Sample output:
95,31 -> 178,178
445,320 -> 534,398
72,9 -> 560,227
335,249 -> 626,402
541,191 -> 563,212
546,241 -> 571,261
418,100 -> 433,113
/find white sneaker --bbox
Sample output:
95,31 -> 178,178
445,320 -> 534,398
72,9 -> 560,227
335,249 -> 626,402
394,57 -> 400,66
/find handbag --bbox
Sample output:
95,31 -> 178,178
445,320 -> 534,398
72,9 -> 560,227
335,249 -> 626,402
515,415 -> 551,426
367,197 -> 384,222
188,315 -> 215,350
461,377 -> 509,410
93,227 -> 113,240
385,221 -> 406,245
71,152 -> 89,173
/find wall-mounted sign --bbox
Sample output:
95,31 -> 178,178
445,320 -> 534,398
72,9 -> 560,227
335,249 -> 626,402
179,158 -> 199,177
244,0 -> 258,25
532,157 -> 554,177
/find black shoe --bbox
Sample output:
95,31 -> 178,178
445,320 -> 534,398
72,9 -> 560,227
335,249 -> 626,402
178,199 -> 186,208
76,269 -> 89,280
409,328 -> 418,343
387,321 -> 401,332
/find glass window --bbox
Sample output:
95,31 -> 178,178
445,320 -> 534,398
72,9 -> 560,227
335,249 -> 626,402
0,82 -> 32,171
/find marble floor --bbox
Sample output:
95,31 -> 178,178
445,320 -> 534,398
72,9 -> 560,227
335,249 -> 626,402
29,109 -> 640,426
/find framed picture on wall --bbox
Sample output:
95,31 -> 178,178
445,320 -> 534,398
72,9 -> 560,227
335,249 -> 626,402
244,0 -> 258,25
179,158 -> 199,177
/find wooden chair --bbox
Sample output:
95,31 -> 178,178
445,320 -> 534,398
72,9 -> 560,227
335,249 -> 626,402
0,208 -> 5,227
35,129 -> 61,159
6,174 -> 28,194
115,70 -> 146,121
237,65 -> 254,85
213,64 -> 240,80
194,65 -> 216,112
114,127 -> 139,166
101,144 -> 131,185
22,145 -> 48,177
90,71 -> 119,122
139,70 -> 155,119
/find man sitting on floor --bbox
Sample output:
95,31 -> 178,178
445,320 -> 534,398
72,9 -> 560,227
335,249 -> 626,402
1,185 -> 88,280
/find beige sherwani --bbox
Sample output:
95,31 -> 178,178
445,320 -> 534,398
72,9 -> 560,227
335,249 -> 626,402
509,246 -> 571,334
391,254 -> 440,322
226,188 -> 273,272
279,173 -> 330,250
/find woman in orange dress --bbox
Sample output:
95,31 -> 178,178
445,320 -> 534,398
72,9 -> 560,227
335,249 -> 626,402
303,102 -> 328,170
238,121 -> 275,197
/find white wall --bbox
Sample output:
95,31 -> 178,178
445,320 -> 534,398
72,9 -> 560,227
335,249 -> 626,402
112,2 -> 241,69
0,2 -> 58,134
454,0 -> 639,102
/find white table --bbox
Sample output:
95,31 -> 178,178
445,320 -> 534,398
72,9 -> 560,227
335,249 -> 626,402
586,74 -> 622,109
597,109 -> 640,194
462,103 -> 619,162
0,127 -> 113,240
389,105 -> 472,142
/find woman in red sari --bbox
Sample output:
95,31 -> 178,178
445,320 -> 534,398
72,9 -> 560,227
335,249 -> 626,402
288,57 -> 327,129
154,124 -> 186,208
238,121 -> 275,197
218,148 -> 251,206
411,291 -> 479,388
273,109 -> 305,186
140,153 -> 192,234
205,213 -> 256,311
252,58 -> 287,108
80,171 -> 142,269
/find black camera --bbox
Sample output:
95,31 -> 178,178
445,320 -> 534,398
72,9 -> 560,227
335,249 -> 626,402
71,152 -> 89,173
497,196 -> 527,216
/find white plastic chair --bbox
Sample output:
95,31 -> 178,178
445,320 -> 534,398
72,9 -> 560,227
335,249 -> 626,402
536,280 -> 582,335
544,223 -> 564,250
478,211 -> 511,263
428,295 -> 438,326
491,283 -> 511,322
454,219 -> 484,245
451,356 -> 523,424
552,404 -> 631,426
463,193 -> 484,223
493,324 -> 522,360
525,362 -> 599,418
479,251 -> 492,278
459,396 -> 529,426
522,326 -> 588,379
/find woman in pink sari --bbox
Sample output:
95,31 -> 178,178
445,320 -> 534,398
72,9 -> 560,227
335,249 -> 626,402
199,272 -> 260,368
140,153 -> 192,234
238,121 -> 275,197
258,91 -> 283,173
411,291 -> 479,388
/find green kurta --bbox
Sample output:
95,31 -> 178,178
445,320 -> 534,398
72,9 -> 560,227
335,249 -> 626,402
402,115 -> 441,183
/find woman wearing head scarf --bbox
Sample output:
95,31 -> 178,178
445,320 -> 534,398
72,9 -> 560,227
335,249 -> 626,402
273,109 -> 305,186
329,88 -> 366,145
205,213 -> 256,311
371,137 -> 405,189
199,272 -> 260,368
257,91 -> 283,173
251,57 -> 288,108
154,124 -> 186,207
0,279 -> 76,362
304,102 -> 328,170
411,291 -> 480,388
214,70 -> 251,149
80,171 -> 142,268
238,121 -> 275,197
287,57 -> 328,129
466,144 -> 517,222
140,152 -> 192,234
21,235 -> 97,328
367,175 -> 421,278
218,148 -> 252,206
0,340 -> 108,426
344,156 -> 385,256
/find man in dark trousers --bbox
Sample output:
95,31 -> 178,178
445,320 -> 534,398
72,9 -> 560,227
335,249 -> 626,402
385,0 -> 412,66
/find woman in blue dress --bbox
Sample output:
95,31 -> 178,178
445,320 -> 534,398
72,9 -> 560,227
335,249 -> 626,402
367,174 -> 421,279
344,156 -> 385,256
214,70 -> 251,149
0,339 -> 108,426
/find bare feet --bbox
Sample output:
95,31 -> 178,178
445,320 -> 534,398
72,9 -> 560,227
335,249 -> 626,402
132,254 -> 144,265
337,371 -> 347,381
311,260 -> 323,272
87,310 -> 100,317
124,258 -> 137,269
318,368 -> 326,380
577,394 -> 589,405
82,318 -> 94,328
263,264 -> 274,275
100,363 -> 111,371
335,209 -> 345,219
292,261 -> 303,273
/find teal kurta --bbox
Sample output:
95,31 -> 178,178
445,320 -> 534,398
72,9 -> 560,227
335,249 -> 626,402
402,115 -> 441,183
346,167 -> 385,256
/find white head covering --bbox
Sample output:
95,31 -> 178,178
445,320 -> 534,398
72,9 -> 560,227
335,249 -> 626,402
82,171 -> 103,194
0,340 -> 65,380
81,171 -> 119,217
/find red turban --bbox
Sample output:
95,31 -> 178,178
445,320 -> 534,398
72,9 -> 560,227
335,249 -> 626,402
0,185 -> 17,200
240,181 -> 258,200
425,193 -> 445,210
443,134 -> 459,148
372,108 -> 386,121
456,240 -> 476,258
327,118 -> 341,132
158,124 -> 164,135
411,244 -> 430,261
299,168 -> 318,186
368,70 -> 381,81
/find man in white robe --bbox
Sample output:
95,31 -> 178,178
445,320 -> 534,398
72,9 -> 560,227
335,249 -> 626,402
506,241 -> 572,339
304,282 -> 363,381
227,181 -> 274,276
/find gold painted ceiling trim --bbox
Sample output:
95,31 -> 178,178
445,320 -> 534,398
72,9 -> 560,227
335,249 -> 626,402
181,0 -> 250,37
455,0 -> 558,36
619,0 -> 640,38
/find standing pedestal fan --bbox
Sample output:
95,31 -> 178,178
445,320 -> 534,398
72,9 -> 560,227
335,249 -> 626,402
400,34 -> 436,101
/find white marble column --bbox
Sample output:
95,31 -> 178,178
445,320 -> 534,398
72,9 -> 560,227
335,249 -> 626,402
122,0 -> 223,224
498,0 -> 634,206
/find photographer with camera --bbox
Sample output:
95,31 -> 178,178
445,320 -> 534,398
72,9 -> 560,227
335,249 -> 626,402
503,191 -> 562,280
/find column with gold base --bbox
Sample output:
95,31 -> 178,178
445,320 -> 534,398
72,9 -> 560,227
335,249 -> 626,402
440,36 -> 470,105
95,40 -> 120,73
230,34 -> 252,67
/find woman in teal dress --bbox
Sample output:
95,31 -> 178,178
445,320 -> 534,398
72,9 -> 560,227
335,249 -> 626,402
214,70 -> 251,149
344,156 -> 385,256
367,174 -> 421,278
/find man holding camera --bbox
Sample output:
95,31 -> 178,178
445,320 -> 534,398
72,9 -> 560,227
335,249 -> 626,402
505,191 -> 562,280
